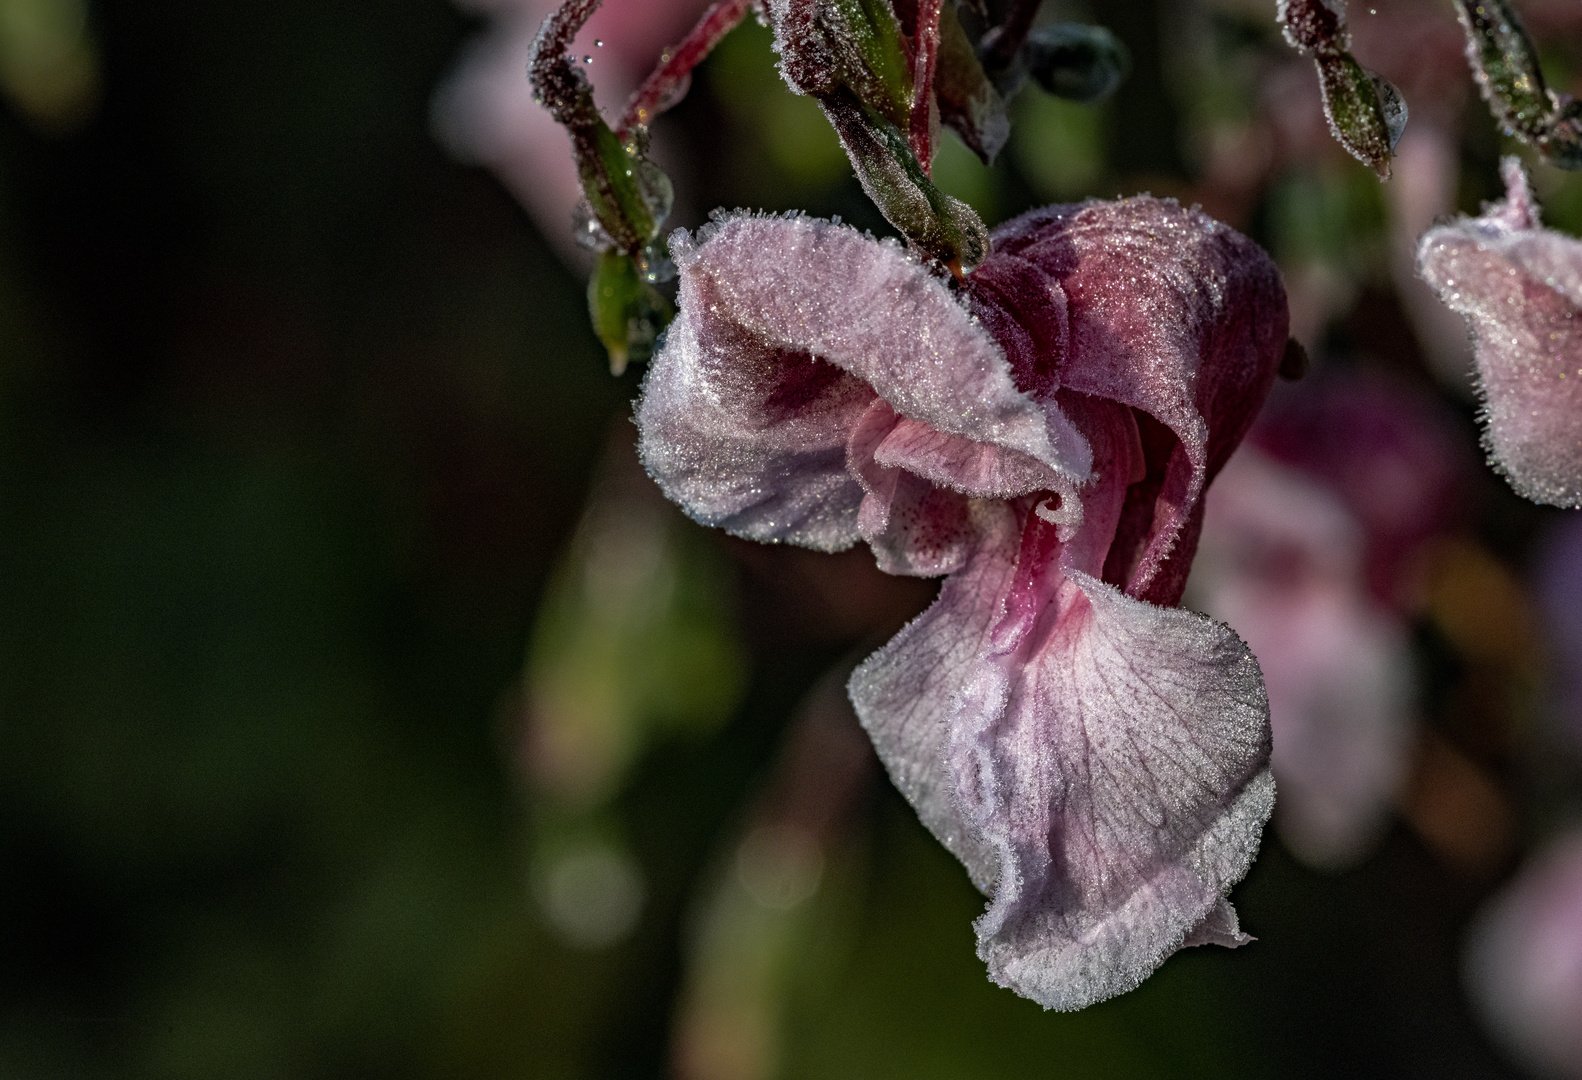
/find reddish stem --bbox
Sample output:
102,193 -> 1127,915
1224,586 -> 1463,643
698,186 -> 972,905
908,0 -> 943,173
527,0 -> 605,125
981,0 -> 1040,72
618,0 -> 755,136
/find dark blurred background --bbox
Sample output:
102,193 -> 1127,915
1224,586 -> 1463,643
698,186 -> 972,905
2,0 -> 1581,1076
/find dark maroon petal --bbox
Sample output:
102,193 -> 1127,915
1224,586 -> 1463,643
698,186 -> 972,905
971,197 -> 1289,601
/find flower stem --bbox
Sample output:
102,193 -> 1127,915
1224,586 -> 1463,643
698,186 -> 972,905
619,0 -> 756,137
909,0 -> 943,171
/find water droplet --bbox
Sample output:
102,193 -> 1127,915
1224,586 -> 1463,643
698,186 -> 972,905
1367,71 -> 1409,151
582,55 -> 593,64
573,200 -> 614,251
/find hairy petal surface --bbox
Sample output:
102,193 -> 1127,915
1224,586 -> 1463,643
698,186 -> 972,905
637,213 -> 1091,549
848,501 -> 1021,888
1418,158 -> 1582,507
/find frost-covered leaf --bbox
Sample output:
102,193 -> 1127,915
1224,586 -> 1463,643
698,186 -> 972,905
933,3 -> 1009,163
1276,0 -> 1406,179
1451,0 -> 1582,170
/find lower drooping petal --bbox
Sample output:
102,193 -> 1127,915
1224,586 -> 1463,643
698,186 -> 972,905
847,503 -> 1021,890
1418,158 -> 1582,508
954,569 -> 1272,1010
851,503 -> 1273,1011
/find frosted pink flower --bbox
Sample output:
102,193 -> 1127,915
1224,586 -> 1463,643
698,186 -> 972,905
1418,158 -> 1582,508
636,196 -> 1289,1009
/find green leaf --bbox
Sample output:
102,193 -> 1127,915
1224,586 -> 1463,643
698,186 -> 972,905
1452,0 -> 1582,170
1313,52 -> 1404,180
820,91 -> 988,272
821,0 -> 914,128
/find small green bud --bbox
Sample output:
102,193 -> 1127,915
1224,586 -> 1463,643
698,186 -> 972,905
588,250 -> 673,375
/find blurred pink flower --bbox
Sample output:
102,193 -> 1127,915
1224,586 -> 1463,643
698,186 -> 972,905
1418,158 -> 1582,508
1194,447 -> 1412,867
1466,827 -> 1582,1079
433,0 -> 711,258
636,197 -> 1289,1009
1191,374 -> 1470,867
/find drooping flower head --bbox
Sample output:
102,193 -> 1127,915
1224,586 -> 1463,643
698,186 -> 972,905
638,197 -> 1289,1009
516,0 -> 1292,1013
1418,158 -> 1582,508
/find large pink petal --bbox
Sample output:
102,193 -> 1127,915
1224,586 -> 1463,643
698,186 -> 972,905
637,213 -> 1092,549
846,503 -> 1022,889
972,197 -> 1289,601
637,299 -> 876,551
954,565 -> 1272,1010
1417,159 -> 1582,508
852,403 -> 1272,1010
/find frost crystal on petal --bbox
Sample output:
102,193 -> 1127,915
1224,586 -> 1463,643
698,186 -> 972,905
958,569 -> 1273,1011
